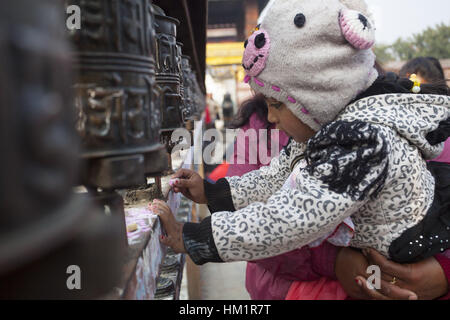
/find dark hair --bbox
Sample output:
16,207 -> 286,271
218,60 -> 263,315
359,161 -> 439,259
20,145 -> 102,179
354,73 -> 449,102
398,57 -> 446,83
229,94 -> 270,129
355,61 -> 449,101
425,57 -> 446,80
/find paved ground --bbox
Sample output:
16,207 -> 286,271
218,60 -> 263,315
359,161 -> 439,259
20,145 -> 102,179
179,130 -> 251,300
198,262 -> 250,300
180,262 -> 250,300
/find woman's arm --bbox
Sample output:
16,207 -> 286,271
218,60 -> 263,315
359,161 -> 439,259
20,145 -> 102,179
335,247 -> 418,299
434,253 -> 450,299
363,248 -> 449,300
335,247 -> 449,300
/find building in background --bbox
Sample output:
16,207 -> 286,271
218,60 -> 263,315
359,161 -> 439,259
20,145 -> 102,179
206,0 -> 269,119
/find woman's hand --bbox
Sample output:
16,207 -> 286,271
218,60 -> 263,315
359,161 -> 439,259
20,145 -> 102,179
361,248 -> 448,300
335,247 -> 418,300
171,169 -> 207,204
150,199 -> 186,254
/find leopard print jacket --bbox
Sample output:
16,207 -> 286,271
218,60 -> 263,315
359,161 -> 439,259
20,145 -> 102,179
208,94 -> 450,262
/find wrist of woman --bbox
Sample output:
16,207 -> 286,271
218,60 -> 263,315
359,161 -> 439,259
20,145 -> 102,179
434,254 -> 450,299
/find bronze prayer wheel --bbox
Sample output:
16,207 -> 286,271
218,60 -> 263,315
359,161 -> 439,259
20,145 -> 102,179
180,55 -> 196,121
177,42 -> 190,122
153,6 -> 185,134
68,0 -> 168,190
0,0 -> 124,298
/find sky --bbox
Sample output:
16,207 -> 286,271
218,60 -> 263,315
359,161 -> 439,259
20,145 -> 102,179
364,0 -> 450,44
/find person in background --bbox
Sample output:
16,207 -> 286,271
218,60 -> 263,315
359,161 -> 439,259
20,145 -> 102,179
205,93 -> 220,130
400,57 -> 450,164
227,94 -> 290,176
222,93 -> 235,129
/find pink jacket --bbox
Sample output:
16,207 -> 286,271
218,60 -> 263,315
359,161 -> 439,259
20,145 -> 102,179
227,113 -> 290,176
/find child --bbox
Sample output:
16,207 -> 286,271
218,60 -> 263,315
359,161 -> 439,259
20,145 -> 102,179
153,0 -> 450,297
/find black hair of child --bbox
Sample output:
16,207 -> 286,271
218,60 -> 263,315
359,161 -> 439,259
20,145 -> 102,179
355,71 -> 449,102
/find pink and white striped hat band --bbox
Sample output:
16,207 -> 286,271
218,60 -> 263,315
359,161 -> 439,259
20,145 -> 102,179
242,0 -> 378,132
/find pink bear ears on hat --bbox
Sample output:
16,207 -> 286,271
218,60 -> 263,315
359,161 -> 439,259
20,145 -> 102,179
339,9 -> 375,50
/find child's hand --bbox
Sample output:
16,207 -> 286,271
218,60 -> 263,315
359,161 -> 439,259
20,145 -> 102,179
170,169 -> 207,204
150,199 -> 186,254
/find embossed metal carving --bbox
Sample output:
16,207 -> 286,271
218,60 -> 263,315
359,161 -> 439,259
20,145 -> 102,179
180,55 -> 196,120
153,6 -> 185,133
69,0 -> 168,189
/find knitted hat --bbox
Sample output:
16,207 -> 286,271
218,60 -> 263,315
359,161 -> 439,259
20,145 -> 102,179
242,0 -> 378,131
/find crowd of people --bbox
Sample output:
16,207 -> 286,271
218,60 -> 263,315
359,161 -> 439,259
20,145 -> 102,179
151,0 -> 450,300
